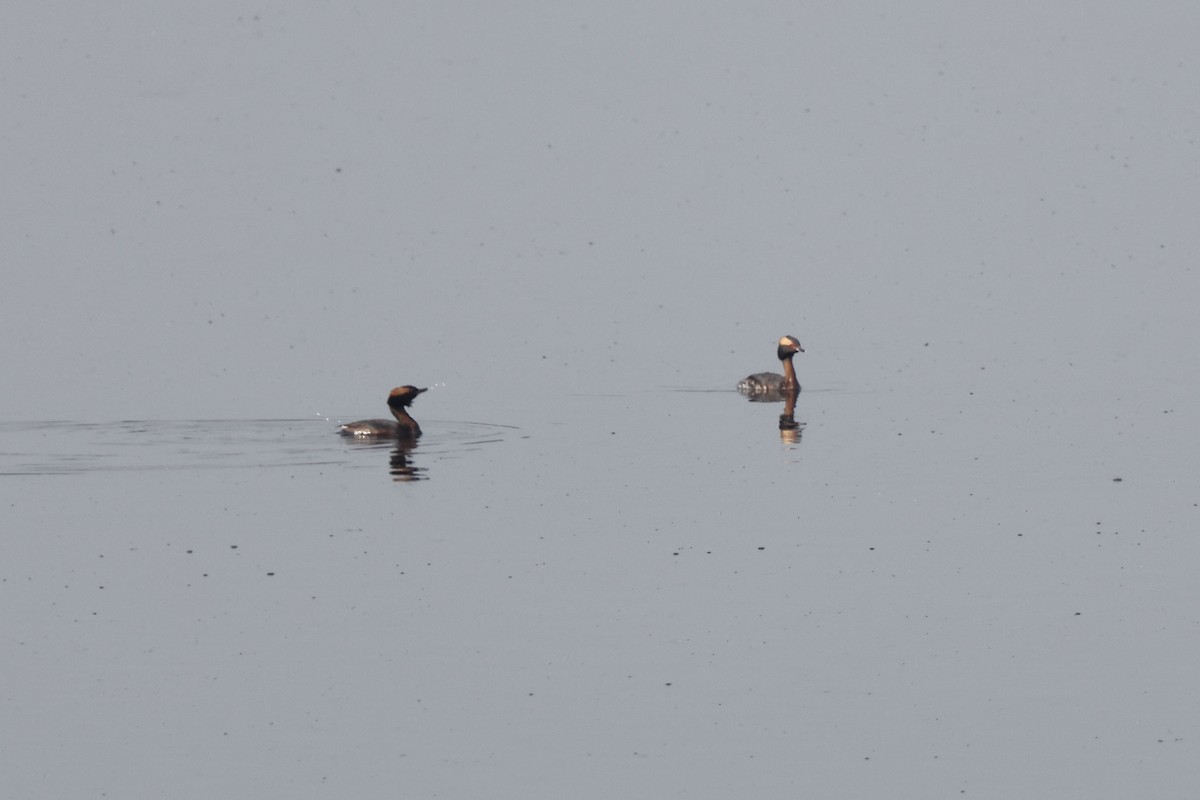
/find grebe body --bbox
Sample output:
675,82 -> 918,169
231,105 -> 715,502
339,385 -> 427,438
737,336 -> 804,397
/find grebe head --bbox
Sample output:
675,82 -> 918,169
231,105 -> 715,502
777,336 -> 804,360
387,385 -> 427,410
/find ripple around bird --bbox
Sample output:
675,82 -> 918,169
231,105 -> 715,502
0,419 -> 519,476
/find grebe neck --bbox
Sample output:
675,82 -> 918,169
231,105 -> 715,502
389,406 -> 421,436
781,355 -> 798,387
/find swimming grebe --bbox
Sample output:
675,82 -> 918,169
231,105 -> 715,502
737,336 -> 804,397
339,385 -> 427,438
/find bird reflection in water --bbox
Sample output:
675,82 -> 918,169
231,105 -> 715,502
737,383 -> 806,443
777,387 -> 805,445
339,384 -> 430,480
341,437 -> 428,481
387,440 -> 425,481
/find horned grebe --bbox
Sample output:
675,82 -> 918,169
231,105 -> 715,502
737,336 -> 804,397
339,385 -> 427,438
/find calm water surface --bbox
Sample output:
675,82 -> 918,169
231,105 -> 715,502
3,374 -> 1197,798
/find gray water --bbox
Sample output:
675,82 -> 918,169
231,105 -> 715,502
4,3 -> 1200,798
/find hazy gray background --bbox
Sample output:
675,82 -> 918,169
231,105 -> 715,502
4,2 -> 1197,423
3,2 -> 1200,798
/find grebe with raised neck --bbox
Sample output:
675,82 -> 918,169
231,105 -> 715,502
737,336 -> 804,397
339,385 -> 427,438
